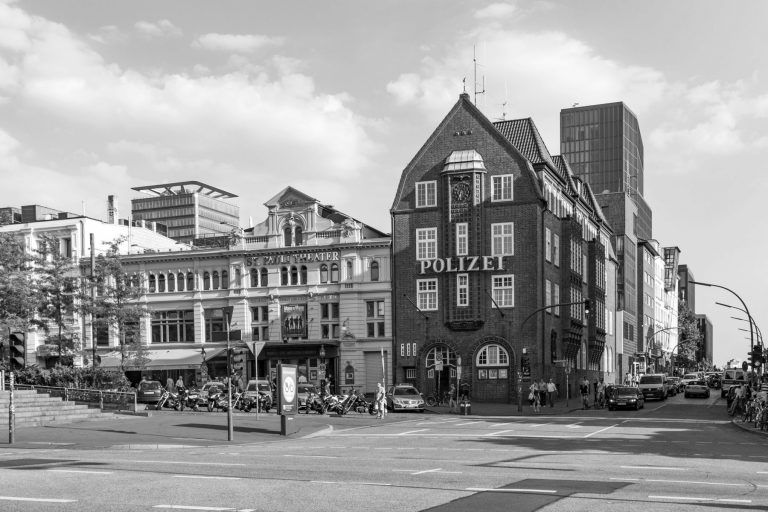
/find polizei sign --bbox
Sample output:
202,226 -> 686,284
419,256 -> 505,274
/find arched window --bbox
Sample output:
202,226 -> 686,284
300,265 -> 307,285
203,272 -> 210,290
295,227 -> 303,246
158,274 -> 166,293
284,227 -> 292,247
260,268 -> 268,287
426,346 -> 457,367
290,266 -> 298,285
177,273 -> 185,292
346,260 -> 353,281
476,344 -> 510,367
222,270 -> 229,289
167,273 -> 175,292
250,268 -> 259,287
212,271 -> 220,290
187,272 -> 194,291
320,264 -> 328,283
148,274 -> 156,293
281,266 -> 289,286
330,263 -> 339,283
370,261 -> 379,282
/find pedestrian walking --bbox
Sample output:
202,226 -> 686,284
538,378 -> 547,407
375,382 -> 386,419
580,377 -> 590,409
529,381 -> 540,413
448,383 -> 458,413
546,378 -> 557,407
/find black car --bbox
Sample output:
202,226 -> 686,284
136,380 -> 163,403
606,385 -> 645,411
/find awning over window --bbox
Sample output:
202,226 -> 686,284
98,348 -> 226,370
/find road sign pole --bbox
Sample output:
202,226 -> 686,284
8,372 -> 15,444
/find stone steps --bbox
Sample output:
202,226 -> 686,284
0,389 -> 116,428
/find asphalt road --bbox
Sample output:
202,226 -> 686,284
0,392 -> 765,511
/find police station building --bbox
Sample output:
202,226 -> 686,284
391,94 -> 617,403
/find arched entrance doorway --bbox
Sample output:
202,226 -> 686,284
471,339 -> 514,403
423,345 -> 457,403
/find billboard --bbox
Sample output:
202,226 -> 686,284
281,304 -> 307,338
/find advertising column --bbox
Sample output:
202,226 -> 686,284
277,363 -> 298,436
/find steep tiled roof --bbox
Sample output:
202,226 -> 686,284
551,155 -> 576,188
493,118 -> 557,170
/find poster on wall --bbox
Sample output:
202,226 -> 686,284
281,304 -> 307,338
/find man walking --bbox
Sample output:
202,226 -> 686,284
546,378 -> 557,407
580,377 -> 590,410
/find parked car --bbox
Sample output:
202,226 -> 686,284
667,376 -> 682,394
684,380 -> 710,398
638,374 -> 668,401
136,380 -> 163,403
244,380 -> 274,403
606,386 -> 645,411
386,384 -> 425,412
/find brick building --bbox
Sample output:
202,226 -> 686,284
391,95 -> 615,403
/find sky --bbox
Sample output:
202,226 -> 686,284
1,0 -> 766,367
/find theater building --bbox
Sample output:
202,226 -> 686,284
109,187 -> 392,394
391,94 -> 615,403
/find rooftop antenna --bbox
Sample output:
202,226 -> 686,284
473,44 -> 485,106
462,76 -> 467,94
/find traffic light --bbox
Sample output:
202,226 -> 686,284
232,348 -> 246,376
9,332 -> 26,370
583,299 -> 591,315
752,346 -> 764,368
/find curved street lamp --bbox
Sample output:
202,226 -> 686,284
690,280 -> 754,351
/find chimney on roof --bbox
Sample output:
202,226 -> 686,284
107,195 -> 119,224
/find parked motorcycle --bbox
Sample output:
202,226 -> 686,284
322,394 -> 344,415
207,388 -> 229,412
179,388 -> 200,411
256,391 -> 273,413
155,389 -> 180,410
339,389 -> 376,416
303,391 -> 327,414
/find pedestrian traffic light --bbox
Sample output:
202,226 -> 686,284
9,332 -> 26,370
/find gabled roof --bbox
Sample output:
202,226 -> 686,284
263,186 -> 318,208
493,118 -> 557,171
392,94 -> 543,209
551,155 -> 578,190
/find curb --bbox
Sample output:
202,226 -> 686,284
731,418 -> 768,437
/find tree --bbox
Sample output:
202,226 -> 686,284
81,237 -> 148,372
0,232 -> 44,370
676,300 -> 701,368
35,234 -> 81,366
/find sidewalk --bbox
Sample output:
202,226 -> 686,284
426,397 -> 583,417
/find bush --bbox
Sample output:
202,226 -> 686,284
13,365 -> 130,391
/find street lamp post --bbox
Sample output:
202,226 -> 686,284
690,280 -> 754,354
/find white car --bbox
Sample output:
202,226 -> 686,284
680,373 -> 701,389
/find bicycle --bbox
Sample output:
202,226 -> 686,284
425,391 -> 448,407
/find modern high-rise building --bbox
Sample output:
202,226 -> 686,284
560,102 -> 655,380
131,181 -> 240,243
560,102 -> 651,240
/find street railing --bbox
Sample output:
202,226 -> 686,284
11,384 -> 137,412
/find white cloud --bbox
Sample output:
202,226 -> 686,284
0,1 -> 380,217
474,3 -> 517,19
192,33 -> 283,54
134,19 -> 183,39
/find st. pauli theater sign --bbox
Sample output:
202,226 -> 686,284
419,255 -> 505,274
245,251 -> 340,267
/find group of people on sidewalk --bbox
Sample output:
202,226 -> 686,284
528,378 -> 559,413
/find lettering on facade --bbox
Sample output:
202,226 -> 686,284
418,256 -> 505,275
246,251 -> 340,267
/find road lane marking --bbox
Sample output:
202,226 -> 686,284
584,423 -> 618,438
466,488 -> 557,494
455,421 -> 483,426
490,423 -> 510,427
649,496 -> 751,504
283,454 -> 338,459
622,466 -> 686,471
399,429 -> 428,435
47,469 -> 113,475
135,460 -> 245,466
485,430 -> 515,437
611,477 -> 745,487
0,496 -> 77,503
154,506 -> 235,511
172,475 -> 241,480
311,480 -> 391,486
565,423 -> 582,429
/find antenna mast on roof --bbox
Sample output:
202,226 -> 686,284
473,44 -> 485,107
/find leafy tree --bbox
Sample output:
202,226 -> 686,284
676,300 -> 701,368
0,232 -> 43,370
35,234 -> 81,366
80,237 -> 148,372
